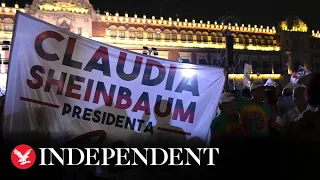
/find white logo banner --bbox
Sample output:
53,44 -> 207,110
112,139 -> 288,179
2,12 -> 225,147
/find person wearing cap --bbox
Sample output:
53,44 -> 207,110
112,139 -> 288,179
210,92 -> 244,175
235,81 -> 276,137
223,70 -> 278,177
210,92 -> 243,140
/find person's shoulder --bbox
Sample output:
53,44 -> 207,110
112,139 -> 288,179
211,114 -> 225,128
236,98 -> 251,105
213,113 -> 225,122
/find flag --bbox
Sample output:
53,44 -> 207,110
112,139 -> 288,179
290,66 -> 311,86
264,77 -> 276,87
243,63 -> 252,88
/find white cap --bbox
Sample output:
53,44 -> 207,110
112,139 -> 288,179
250,81 -> 265,91
220,92 -> 236,104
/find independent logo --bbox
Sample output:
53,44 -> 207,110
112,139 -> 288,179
11,144 -> 36,169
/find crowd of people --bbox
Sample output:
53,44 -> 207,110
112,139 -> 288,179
210,70 -> 320,178
2,68 -> 320,179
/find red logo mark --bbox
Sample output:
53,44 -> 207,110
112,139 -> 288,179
11,144 -> 36,169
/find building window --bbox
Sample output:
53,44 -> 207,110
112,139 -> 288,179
251,61 -> 258,74
273,61 -> 281,74
239,37 -> 244,44
171,33 -> 177,40
165,33 -> 170,40
218,36 -> 222,43
78,26 -> 82,35
147,32 -> 153,39
137,31 -> 143,39
203,35 -> 208,42
211,35 -> 216,42
257,39 -> 262,45
155,32 -> 161,40
4,22 -> 13,31
261,61 -> 269,73
252,38 -> 257,44
244,37 -> 249,45
181,34 -> 186,41
110,30 -> 117,37
187,34 -> 193,41
119,31 -> 125,38
196,34 -> 201,42
129,31 -> 135,38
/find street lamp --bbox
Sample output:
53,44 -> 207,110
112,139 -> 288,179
142,46 -> 158,56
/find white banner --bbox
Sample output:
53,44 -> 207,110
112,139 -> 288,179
243,63 -> 252,87
2,12 -> 225,147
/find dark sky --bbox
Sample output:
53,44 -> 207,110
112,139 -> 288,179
8,0 -> 319,30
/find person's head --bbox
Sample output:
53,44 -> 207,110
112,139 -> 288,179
241,88 -> 251,99
282,88 -> 292,97
266,86 -> 276,92
266,90 -> 277,106
219,92 -> 237,114
250,81 -> 266,102
293,86 -> 306,106
306,72 -> 320,107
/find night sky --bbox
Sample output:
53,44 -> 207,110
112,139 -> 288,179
7,0 -> 319,30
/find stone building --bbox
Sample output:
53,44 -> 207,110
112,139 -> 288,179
0,0 -> 319,86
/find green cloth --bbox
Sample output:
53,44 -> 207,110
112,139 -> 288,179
210,113 -> 243,137
236,99 -> 273,137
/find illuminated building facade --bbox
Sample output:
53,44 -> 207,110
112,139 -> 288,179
0,0 -> 320,86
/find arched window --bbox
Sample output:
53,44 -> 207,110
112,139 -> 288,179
244,35 -> 249,45
252,36 -> 257,44
196,32 -> 201,42
146,28 -> 153,39
211,33 -> 216,42
187,31 -> 193,41
164,30 -> 170,40
257,36 -> 262,45
155,29 -> 161,40
217,34 -> 222,43
180,31 -> 186,41
269,36 -> 274,45
264,36 -> 269,45
109,26 -> 117,37
128,27 -> 136,38
171,30 -> 178,40
118,26 -> 126,38
202,32 -> 208,42
137,28 -> 144,39
239,35 -> 244,44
